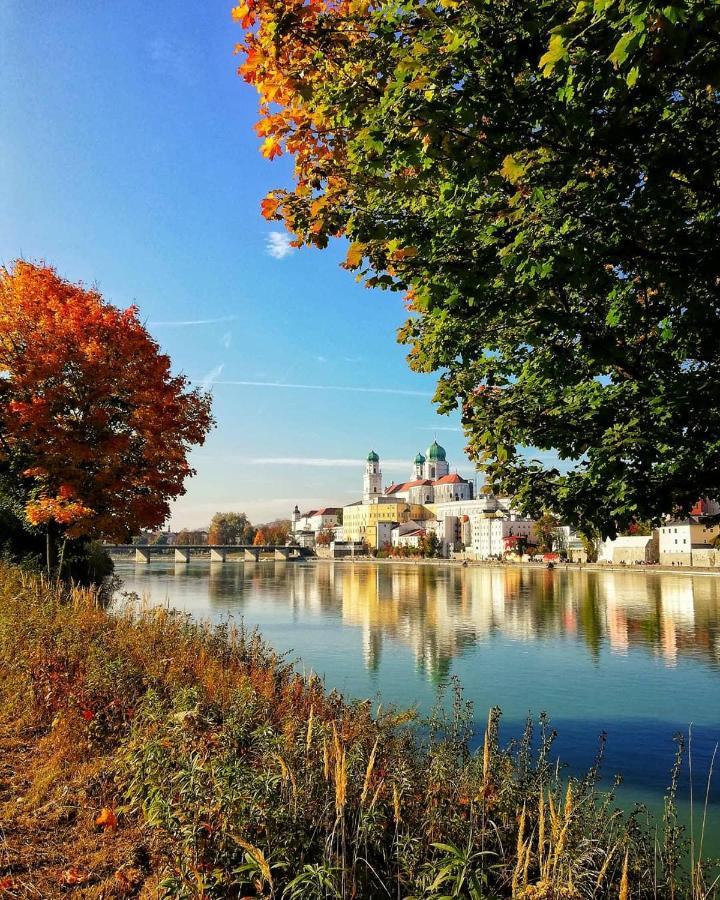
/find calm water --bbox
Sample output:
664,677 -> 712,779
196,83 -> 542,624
114,559 -> 720,850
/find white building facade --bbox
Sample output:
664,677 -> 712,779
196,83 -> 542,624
470,515 -> 536,559
291,506 -> 342,544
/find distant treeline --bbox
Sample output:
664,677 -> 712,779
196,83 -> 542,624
133,512 -> 292,547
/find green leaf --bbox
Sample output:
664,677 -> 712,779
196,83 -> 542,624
539,34 -> 568,76
500,155 -> 526,183
609,30 -> 639,67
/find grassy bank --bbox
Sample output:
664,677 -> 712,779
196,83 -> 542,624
0,564 -> 716,899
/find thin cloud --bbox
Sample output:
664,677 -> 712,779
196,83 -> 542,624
417,426 -> 463,432
266,231 -> 295,259
200,364 -> 224,392
249,457 -> 411,469
220,331 -> 232,349
149,315 -> 238,327
204,380 -> 432,398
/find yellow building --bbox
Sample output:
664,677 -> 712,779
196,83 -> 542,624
343,500 -> 433,548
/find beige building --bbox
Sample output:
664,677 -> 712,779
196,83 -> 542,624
384,442 -> 474,505
391,520 -> 427,549
659,518 -> 720,566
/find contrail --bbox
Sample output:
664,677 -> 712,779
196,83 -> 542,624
149,315 -> 238,326
204,379 -> 432,398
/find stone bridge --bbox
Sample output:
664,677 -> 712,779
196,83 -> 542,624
105,544 -> 305,564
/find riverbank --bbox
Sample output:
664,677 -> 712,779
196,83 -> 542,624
0,563 -> 715,898
317,554 -> 720,577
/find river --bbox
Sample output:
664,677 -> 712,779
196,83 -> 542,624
113,558 -> 720,851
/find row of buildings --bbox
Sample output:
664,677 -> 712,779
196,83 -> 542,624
291,447 -> 720,568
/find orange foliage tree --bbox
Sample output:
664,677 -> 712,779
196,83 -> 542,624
0,261 -> 214,570
234,0 -> 365,255
252,529 -> 266,546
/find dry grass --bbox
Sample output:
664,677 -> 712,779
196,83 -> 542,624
0,563 -> 716,899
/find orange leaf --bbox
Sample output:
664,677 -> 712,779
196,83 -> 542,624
96,807 -> 118,830
344,242 -> 365,268
260,136 -> 282,160
260,195 -> 280,219
60,867 -> 89,885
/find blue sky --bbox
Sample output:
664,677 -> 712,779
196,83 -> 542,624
0,0 -> 475,527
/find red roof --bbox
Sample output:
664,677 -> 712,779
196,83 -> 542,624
434,473 -> 465,485
385,479 -> 433,495
386,473 -> 469,494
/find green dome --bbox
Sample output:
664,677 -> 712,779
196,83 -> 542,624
367,450 -> 380,462
414,452 -> 426,464
426,440 -> 446,461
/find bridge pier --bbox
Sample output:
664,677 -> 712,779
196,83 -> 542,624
244,548 -> 260,562
210,548 -> 227,563
175,548 -> 191,563
135,547 -> 151,564
274,547 -> 291,561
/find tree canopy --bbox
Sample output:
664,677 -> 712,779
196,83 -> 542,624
208,512 -> 256,545
0,261 -> 214,561
237,0 -> 720,536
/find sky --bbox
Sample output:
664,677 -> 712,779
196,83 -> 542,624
0,0 -> 477,528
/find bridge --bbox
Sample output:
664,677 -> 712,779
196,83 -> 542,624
105,544 -> 307,564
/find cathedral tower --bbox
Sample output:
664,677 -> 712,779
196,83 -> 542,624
425,440 -> 449,480
363,450 -> 383,503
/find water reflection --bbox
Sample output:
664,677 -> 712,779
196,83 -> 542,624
124,561 -> 720,681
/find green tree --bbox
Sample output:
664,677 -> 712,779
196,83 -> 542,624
240,0 -> 720,538
208,512 -> 253,545
420,531 -> 442,559
579,527 -> 601,563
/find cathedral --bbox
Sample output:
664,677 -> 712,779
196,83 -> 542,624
363,442 -> 474,506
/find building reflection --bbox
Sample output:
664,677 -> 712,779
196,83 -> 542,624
152,560 -> 720,682
297,564 -> 720,679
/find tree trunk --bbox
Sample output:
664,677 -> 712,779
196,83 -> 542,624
58,538 -> 68,578
45,525 -> 58,578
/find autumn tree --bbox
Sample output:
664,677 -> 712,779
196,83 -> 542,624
315,526 -> 334,546
253,529 -> 266,546
0,261 -> 213,573
262,520 -> 291,546
534,512 -> 561,554
237,0 -> 720,538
